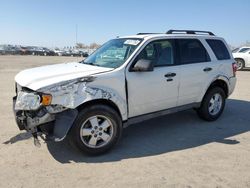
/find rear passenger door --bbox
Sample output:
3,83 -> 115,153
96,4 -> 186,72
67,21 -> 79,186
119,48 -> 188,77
177,38 -> 215,106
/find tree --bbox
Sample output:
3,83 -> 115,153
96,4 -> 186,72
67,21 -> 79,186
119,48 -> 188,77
76,43 -> 87,49
89,42 -> 100,49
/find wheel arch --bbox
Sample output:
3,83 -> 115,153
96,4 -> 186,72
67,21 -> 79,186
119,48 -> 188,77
234,58 -> 245,66
77,99 -> 123,120
204,77 -> 229,99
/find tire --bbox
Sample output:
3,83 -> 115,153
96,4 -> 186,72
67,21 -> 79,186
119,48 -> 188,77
236,59 -> 244,70
197,87 -> 226,121
69,104 -> 122,155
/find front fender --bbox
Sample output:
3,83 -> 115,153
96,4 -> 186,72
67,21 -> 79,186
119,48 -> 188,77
41,81 -> 127,121
80,85 -> 127,120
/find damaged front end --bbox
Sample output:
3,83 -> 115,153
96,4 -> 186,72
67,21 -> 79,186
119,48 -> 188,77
13,96 -> 78,145
12,77 -> 95,146
13,74 -> 126,147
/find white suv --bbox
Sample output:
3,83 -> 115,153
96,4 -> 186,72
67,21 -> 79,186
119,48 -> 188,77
13,30 -> 237,155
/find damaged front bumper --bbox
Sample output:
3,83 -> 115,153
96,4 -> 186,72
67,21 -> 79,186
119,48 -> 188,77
13,96 -> 78,143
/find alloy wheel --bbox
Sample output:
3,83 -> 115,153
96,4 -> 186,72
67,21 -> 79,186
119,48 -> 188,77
80,115 -> 114,148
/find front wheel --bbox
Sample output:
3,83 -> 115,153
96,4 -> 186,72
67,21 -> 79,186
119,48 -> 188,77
69,104 -> 122,155
197,87 -> 226,121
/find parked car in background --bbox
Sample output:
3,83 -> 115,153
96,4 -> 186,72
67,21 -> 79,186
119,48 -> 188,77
233,49 -> 250,70
53,48 -> 65,56
0,45 -> 90,57
62,49 -> 89,57
31,47 -> 55,56
0,45 -> 22,55
80,50 -> 89,57
20,46 -> 35,55
0,45 -> 4,55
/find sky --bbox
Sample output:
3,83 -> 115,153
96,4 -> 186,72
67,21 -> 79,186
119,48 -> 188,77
0,0 -> 249,47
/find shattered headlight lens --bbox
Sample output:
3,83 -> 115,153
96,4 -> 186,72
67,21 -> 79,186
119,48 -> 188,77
15,92 -> 41,110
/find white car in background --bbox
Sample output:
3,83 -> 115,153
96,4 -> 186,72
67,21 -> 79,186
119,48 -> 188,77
233,48 -> 250,70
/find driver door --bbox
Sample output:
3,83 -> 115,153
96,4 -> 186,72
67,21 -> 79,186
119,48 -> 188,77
126,39 -> 180,118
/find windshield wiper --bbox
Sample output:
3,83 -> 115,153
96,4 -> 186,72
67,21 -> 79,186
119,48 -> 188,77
81,61 -> 100,67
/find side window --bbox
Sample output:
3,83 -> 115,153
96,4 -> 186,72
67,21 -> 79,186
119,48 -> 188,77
206,39 -> 230,60
136,40 -> 175,66
178,39 -> 210,64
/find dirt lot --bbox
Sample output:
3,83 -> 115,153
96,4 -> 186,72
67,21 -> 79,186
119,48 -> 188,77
0,55 -> 249,188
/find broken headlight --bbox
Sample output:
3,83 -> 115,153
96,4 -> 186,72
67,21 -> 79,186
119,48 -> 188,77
15,92 -> 41,110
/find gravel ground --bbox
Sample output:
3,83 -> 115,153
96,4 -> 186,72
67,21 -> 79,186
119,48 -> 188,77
0,55 -> 249,188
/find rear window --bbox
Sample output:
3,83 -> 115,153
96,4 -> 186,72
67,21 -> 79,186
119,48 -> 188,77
206,39 -> 230,60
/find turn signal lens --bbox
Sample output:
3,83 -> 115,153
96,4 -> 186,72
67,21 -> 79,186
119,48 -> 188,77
41,94 -> 52,106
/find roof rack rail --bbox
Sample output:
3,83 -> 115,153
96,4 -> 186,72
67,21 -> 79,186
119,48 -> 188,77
166,30 -> 215,36
137,33 -> 162,35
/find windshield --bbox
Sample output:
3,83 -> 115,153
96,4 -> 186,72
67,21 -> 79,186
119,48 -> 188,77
80,38 -> 142,68
232,48 -> 239,53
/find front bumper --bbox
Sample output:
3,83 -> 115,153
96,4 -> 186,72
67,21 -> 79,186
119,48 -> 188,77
13,96 -> 55,131
12,96 -> 78,141
12,96 -> 26,130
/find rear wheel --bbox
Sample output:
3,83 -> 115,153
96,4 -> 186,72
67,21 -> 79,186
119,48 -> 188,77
197,87 -> 226,121
69,104 -> 122,155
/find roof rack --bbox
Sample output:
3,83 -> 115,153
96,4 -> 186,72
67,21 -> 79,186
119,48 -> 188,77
166,30 -> 215,36
137,33 -> 162,35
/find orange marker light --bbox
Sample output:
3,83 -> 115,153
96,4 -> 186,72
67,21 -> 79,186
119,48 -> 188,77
42,94 -> 52,106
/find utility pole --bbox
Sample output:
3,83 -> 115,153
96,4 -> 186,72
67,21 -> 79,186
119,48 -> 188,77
75,24 -> 78,48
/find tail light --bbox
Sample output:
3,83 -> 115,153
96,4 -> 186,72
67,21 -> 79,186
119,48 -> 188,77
232,62 -> 237,77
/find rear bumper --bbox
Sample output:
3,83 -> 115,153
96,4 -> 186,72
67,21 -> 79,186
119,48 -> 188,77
228,76 -> 237,96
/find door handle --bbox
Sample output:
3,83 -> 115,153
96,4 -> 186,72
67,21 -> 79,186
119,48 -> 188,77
165,73 -> 176,77
166,78 -> 173,82
203,67 -> 212,72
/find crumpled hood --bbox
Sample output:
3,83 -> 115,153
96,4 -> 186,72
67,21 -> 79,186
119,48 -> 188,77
15,62 -> 113,91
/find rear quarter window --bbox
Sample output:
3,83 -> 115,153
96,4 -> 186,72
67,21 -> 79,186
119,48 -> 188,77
206,39 -> 230,60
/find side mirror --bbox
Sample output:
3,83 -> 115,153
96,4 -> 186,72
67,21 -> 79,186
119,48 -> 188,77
131,59 -> 154,72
